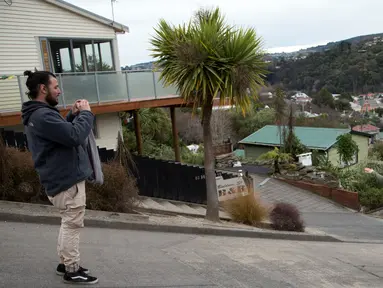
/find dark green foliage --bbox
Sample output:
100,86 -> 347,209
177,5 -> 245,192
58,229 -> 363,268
123,107 -> 204,165
270,202 -> 305,232
371,143 -> 383,160
359,188 -> 383,210
268,37 -> 383,94
283,104 -> 307,157
231,108 -> 275,140
334,98 -> 352,111
336,134 -> 359,166
312,88 -> 334,108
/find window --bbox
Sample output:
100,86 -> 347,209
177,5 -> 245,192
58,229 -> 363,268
47,39 -> 115,73
49,40 -> 73,73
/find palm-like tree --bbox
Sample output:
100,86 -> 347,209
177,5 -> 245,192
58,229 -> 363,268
150,7 -> 267,221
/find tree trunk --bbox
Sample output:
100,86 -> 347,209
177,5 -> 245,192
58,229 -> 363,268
202,101 -> 220,222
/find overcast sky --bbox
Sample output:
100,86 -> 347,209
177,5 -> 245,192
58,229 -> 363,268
65,0 -> 383,66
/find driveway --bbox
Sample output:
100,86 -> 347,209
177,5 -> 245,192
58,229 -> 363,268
251,174 -> 383,242
1,221 -> 383,288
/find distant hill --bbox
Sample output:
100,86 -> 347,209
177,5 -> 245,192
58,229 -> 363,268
268,33 -> 383,60
122,61 -> 154,71
267,33 -> 383,94
123,33 -> 383,94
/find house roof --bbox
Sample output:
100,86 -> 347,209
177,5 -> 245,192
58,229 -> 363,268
44,0 -> 129,33
239,125 -> 350,151
352,124 -> 379,132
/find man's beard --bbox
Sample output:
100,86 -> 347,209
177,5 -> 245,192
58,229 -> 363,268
45,91 -> 58,107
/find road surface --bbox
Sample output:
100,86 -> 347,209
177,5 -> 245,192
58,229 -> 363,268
252,174 -> 383,241
1,221 -> 383,287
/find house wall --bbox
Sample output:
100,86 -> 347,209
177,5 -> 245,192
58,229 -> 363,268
0,0 -> 118,111
94,112 -> 123,151
244,145 -> 274,160
1,112 -> 122,151
327,134 -> 369,167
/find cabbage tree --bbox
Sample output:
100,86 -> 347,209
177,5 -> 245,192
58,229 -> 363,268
150,7 -> 266,221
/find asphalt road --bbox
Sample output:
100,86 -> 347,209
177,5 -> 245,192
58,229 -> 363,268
302,212 -> 383,242
250,174 -> 383,241
1,221 -> 383,287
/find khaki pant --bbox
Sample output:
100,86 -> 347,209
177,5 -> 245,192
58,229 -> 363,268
48,181 -> 86,273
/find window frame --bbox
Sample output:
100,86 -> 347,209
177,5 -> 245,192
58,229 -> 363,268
40,37 -> 116,73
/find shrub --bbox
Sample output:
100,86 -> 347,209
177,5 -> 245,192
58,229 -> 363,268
224,194 -> 267,225
86,161 -> 140,213
270,202 -> 305,232
1,135 -> 140,212
371,143 -> 383,161
359,188 -> 383,210
0,144 -> 42,202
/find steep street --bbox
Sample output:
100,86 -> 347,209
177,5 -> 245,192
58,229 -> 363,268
1,221 -> 383,287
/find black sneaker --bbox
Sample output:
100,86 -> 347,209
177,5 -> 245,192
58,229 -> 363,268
63,270 -> 98,285
56,264 -> 90,276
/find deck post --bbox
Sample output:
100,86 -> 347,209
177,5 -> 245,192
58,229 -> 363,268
133,109 -> 143,156
170,106 -> 181,162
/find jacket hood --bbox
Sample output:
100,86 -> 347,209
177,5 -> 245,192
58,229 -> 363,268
21,101 -> 58,125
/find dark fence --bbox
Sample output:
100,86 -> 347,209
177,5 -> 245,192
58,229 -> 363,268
2,130 -> 238,204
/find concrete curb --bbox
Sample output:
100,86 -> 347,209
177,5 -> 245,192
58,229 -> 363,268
0,210 -> 341,243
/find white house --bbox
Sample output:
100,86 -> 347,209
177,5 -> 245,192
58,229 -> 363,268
0,0 -> 179,151
291,92 -> 312,103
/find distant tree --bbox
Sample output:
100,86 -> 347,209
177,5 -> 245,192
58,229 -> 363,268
375,107 -> 383,117
335,98 -> 352,111
336,134 -> 359,166
231,108 -> 275,140
313,88 -> 335,108
339,92 -> 353,102
283,105 -> 307,157
273,88 -> 286,148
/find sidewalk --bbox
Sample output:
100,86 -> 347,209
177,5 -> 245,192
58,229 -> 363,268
0,200 -> 340,242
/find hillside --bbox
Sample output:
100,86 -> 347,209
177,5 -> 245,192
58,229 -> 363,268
267,34 -> 383,94
122,61 -> 154,71
124,33 -> 383,94
268,33 -> 383,60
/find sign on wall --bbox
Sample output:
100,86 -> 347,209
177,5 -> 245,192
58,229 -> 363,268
216,176 -> 249,202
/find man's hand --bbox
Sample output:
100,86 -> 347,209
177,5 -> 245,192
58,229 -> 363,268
364,167 -> 374,174
71,100 -> 82,115
77,99 -> 91,112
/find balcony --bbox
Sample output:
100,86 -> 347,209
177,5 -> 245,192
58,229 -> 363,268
0,70 -> 179,113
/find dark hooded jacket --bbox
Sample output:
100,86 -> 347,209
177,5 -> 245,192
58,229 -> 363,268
21,101 -> 94,197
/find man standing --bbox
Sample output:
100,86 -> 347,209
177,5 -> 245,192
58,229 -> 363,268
21,70 -> 98,285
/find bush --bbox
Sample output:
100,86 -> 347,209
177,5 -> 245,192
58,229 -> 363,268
359,188 -> 383,210
0,143 -> 43,202
1,137 -> 140,213
224,194 -> 267,225
270,202 -> 305,232
86,161 -> 139,213
371,143 -> 383,161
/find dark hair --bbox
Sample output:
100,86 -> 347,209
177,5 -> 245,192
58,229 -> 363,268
23,70 -> 56,100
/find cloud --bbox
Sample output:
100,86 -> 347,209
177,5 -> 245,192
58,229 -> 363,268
65,0 -> 383,66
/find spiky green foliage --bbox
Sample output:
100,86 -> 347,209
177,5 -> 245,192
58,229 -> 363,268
150,7 -> 267,221
150,7 -> 267,114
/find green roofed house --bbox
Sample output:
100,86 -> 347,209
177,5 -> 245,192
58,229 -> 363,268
238,125 -> 369,167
